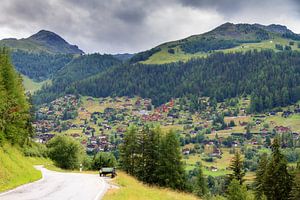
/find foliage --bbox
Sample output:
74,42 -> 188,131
290,163 -> 300,200
254,153 -> 268,200
228,151 -> 246,185
92,152 -> 117,170
0,48 -> 32,146
254,138 -> 293,200
11,50 -> 73,81
34,53 -> 121,104
47,135 -> 84,169
129,47 -> 161,63
195,163 -> 208,197
120,126 -> 187,191
180,38 -> 238,54
68,50 -> 300,109
22,142 -> 48,157
227,179 -> 250,200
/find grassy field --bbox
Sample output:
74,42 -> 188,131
0,144 -> 42,192
141,37 -> 300,65
22,75 -> 49,93
103,171 -> 200,200
265,114 -> 300,132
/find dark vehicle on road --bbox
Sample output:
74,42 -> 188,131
99,167 -> 116,178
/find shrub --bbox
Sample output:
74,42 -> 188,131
47,135 -> 84,169
23,142 -> 48,157
92,152 -> 117,170
168,49 -> 175,54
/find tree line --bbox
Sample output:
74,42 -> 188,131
11,50 -> 74,81
69,50 -> 300,113
119,126 -> 187,190
0,48 -> 32,145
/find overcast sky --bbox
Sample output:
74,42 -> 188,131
1,0 -> 300,54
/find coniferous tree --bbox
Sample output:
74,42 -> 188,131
0,48 -> 31,145
119,126 -> 138,175
227,179 -> 249,200
156,130 -> 186,190
254,153 -> 268,200
290,162 -> 300,200
263,137 -> 292,200
195,163 -> 208,197
143,126 -> 160,184
228,151 -> 245,185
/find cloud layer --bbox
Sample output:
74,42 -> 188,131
0,0 -> 299,53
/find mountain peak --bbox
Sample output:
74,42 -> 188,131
27,30 -> 84,54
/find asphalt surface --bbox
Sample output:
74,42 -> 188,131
0,166 -> 108,200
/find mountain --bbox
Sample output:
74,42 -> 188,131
130,22 -> 300,64
33,53 -> 121,104
113,53 -> 134,61
74,50 -> 300,111
0,30 -> 84,54
33,22 -> 300,110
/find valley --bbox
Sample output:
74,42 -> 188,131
1,21 -> 300,200
33,94 -> 300,179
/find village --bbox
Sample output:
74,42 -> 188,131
33,95 -> 300,176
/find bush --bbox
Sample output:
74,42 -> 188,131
285,45 -> 292,51
92,152 -> 117,170
168,49 -> 175,54
275,44 -> 283,50
47,136 -> 84,169
23,142 -> 48,157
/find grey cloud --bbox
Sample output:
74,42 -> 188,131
0,0 -> 299,53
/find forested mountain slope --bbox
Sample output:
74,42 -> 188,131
33,54 -> 121,104
11,50 -> 74,81
73,50 -> 300,112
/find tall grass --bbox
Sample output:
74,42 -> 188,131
0,144 -> 42,192
103,171 -> 200,200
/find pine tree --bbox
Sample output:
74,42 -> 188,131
254,153 -> 268,200
143,126 -> 160,184
0,48 -> 31,145
156,130 -> 186,190
228,151 -> 245,185
290,162 -> 300,200
195,163 -> 208,197
227,179 -> 248,200
263,137 -> 292,200
119,126 -> 138,175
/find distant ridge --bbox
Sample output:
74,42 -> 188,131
0,30 -> 84,54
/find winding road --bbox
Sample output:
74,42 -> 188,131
0,166 -> 108,200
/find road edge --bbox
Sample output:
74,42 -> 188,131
0,165 -> 45,197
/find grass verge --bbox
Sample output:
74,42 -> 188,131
103,171 -> 200,200
0,144 -> 42,192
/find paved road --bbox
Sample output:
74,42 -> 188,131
0,166 -> 108,200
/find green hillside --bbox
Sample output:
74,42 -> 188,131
0,30 -> 84,54
22,75 -> 50,93
0,144 -> 42,192
130,23 -> 300,64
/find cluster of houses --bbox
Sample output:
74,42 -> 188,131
34,95 -> 79,142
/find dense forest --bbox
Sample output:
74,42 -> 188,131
0,48 -> 32,145
119,125 -> 299,199
65,50 -> 300,112
33,53 -> 121,104
11,50 -> 74,81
